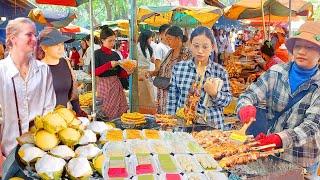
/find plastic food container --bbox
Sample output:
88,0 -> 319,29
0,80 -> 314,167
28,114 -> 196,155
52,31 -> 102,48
103,141 -> 128,157
185,141 -> 206,154
205,171 -> 228,180
159,173 -> 183,180
102,156 -> 131,179
160,131 -> 175,141
130,154 -> 159,175
100,129 -> 123,143
127,140 -> 152,154
174,154 -> 203,173
124,129 -> 143,140
194,154 -> 222,171
154,154 -> 181,174
143,129 -> 160,139
131,174 -> 158,180
148,140 -> 172,154
167,140 -> 189,154
183,172 -> 208,180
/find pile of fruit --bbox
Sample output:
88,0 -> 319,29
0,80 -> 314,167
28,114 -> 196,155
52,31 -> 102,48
16,107 -> 111,179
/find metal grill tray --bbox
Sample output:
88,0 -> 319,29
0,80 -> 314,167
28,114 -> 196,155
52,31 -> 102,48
227,155 -> 304,180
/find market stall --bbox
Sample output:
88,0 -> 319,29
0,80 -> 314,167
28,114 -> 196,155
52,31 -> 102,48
14,106 -> 308,179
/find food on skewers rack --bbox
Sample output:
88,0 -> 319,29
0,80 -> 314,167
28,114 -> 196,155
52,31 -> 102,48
207,142 -> 274,160
207,143 -> 239,160
219,149 -> 284,168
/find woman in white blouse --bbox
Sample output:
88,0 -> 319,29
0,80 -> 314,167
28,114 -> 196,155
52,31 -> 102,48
0,17 -> 56,178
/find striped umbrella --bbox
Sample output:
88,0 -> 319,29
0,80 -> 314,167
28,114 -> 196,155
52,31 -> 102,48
35,0 -> 88,7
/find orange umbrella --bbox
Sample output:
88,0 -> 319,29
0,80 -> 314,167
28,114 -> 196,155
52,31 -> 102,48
224,0 -> 312,20
242,15 -> 302,26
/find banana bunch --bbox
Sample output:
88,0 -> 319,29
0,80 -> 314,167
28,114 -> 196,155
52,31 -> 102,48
79,92 -> 93,106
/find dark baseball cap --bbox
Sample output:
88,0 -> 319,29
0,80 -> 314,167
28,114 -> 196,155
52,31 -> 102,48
39,28 -> 71,46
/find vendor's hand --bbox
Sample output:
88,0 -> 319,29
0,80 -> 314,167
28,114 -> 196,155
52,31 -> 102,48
257,133 -> 282,149
138,76 -> 145,81
111,61 -> 119,68
255,132 -> 267,141
119,60 -> 137,74
238,105 -> 256,123
145,70 -> 157,79
76,110 -> 88,117
151,57 -> 156,63
203,79 -> 218,97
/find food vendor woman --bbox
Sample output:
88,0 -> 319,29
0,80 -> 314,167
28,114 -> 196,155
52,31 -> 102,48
167,26 -> 232,129
237,21 -> 320,177
94,25 -> 135,120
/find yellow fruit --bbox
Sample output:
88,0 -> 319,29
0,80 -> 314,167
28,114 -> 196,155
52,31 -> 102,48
93,154 -> 105,175
55,107 -> 76,124
58,128 -> 81,147
42,112 -> 67,134
35,130 -> 59,151
29,126 -> 37,133
34,115 -> 44,130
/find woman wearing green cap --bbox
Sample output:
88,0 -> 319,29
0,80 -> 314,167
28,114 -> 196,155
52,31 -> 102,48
237,21 -> 320,177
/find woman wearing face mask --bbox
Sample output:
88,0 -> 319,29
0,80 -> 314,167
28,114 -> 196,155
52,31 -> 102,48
167,26 -> 232,129
237,21 -> 320,178
0,17 -> 56,178
94,26 -> 135,120
39,27 -> 86,117
148,26 -> 192,114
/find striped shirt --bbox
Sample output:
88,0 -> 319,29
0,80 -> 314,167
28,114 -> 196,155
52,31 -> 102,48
237,62 -> 320,167
167,58 -> 232,129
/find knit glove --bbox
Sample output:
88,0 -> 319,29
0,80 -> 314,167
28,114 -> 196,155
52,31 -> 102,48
257,133 -> 282,149
238,105 -> 257,123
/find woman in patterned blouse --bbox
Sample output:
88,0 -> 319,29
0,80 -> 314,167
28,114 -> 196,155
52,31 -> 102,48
148,26 -> 192,114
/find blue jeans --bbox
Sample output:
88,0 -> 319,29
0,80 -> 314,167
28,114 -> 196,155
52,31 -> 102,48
306,162 -> 320,180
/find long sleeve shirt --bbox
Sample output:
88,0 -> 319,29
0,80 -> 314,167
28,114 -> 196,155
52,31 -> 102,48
236,62 -> 320,167
0,55 -> 56,156
167,58 -> 232,129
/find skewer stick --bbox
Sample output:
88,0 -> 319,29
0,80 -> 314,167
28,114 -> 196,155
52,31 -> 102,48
262,148 -> 285,156
251,143 -> 276,151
